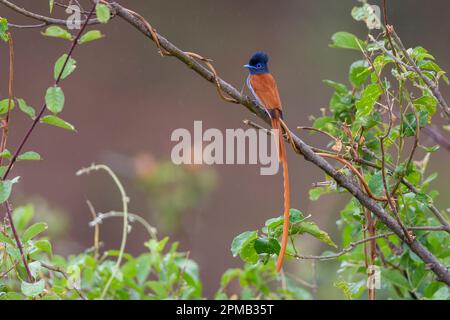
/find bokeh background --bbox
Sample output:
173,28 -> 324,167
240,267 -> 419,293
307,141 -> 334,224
1,0 -> 449,298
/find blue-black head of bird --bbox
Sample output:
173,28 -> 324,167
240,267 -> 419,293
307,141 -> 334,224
244,51 -> 269,75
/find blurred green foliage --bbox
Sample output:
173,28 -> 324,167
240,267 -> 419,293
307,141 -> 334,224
137,160 -> 217,232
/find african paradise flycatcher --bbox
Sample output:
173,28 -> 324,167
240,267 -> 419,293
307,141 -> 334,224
244,52 -> 291,272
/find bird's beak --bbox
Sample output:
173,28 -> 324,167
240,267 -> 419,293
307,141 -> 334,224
243,64 -> 255,69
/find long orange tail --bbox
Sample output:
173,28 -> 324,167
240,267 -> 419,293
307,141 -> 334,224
271,116 -> 290,272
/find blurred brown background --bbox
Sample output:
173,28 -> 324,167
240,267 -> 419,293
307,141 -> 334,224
1,0 -> 449,298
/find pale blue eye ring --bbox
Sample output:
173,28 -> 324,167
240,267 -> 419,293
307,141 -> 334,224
256,63 -> 262,69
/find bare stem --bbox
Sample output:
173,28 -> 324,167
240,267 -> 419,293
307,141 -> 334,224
77,164 -> 129,300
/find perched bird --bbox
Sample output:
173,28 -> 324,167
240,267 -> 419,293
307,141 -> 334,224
244,52 -> 290,272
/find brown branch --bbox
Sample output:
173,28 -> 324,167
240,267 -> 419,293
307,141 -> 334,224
0,0 -> 103,27
316,153 -> 388,202
292,226 -> 447,261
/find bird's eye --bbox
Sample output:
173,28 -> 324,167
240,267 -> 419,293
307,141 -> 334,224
256,63 -> 262,69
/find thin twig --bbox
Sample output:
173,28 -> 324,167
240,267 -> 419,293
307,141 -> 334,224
390,28 -> 450,118
291,226 -> 446,261
4,201 -> 32,282
77,164 -> 129,300
41,262 -> 87,300
86,200 -> 99,260
297,126 -> 338,142
0,33 -> 14,165
0,0 -> 103,27
90,210 -> 157,240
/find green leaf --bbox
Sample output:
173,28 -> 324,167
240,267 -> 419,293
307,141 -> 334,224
414,95 -> 437,121
382,269 -> 411,290
0,231 -> 14,245
45,86 -> 65,114
22,222 -> 48,242
54,54 -> 77,80
34,239 -> 52,255
265,209 -> 306,237
312,116 -> 335,134
330,31 -> 366,50
40,115 -> 75,131
0,292 -> 24,300
146,281 -> 168,298
42,26 -> 72,40
323,80 -> 349,94
410,46 -> 435,62
78,30 -> 104,44
219,268 -> 241,288
17,98 -> 36,119
349,60 -> 371,87
21,279 -> 45,297
431,286 -> 449,300
368,171 -> 385,196
145,236 -> 169,253
13,205 -> 34,232
0,149 -> 11,159
421,145 -> 440,153
231,231 -> 258,263
28,261 -> 42,278
351,4 -> 381,30
0,177 -> 20,204
355,84 -> 382,125
96,4 -> 111,23
0,17 -> 9,42
297,221 -> 337,248
402,111 -> 427,137
18,151 -> 41,161
334,280 -> 354,300
0,98 -> 15,114
254,237 -> 280,255
309,186 -> 331,201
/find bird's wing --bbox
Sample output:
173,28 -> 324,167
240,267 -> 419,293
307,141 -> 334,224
249,73 -> 282,110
